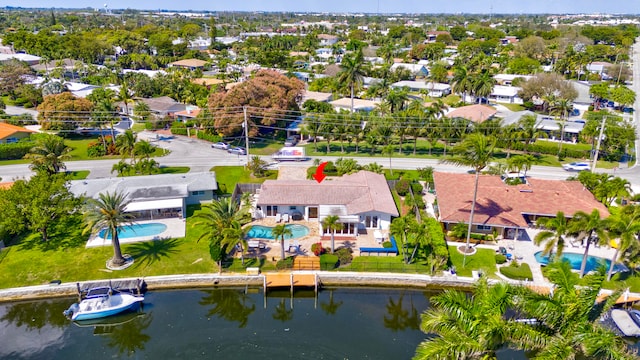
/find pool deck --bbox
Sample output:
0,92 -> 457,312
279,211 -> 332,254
85,218 -> 186,248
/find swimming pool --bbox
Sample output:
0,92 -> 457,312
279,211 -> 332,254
98,223 -> 168,240
534,251 -> 626,273
246,224 -> 310,240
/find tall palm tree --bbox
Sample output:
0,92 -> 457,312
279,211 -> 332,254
517,114 -> 547,154
390,215 -> 414,263
83,191 -> 134,267
221,220 -> 250,265
272,224 -> 293,261
385,86 -> 410,113
472,70 -> 495,104
549,98 -> 573,155
414,278 -> 545,359
517,262 -> 634,359
605,205 -> 640,280
442,133 -> 496,267
25,134 -> 72,176
133,140 -> 156,162
116,129 -> 137,165
534,211 -> 570,258
568,209 -> 609,277
452,65 -> 472,104
337,49 -> 366,112
321,215 -> 342,253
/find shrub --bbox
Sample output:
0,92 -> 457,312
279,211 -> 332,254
335,247 -> 353,266
395,178 -> 410,196
410,181 -> 423,195
276,256 -> 295,270
170,121 -> 187,136
0,141 -> 34,160
495,254 -> 507,264
311,242 -> 325,256
87,141 -> 106,157
319,254 -> 339,270
382,241 -> 393,248
499,263 -> 533,281
196,131 -> 221,143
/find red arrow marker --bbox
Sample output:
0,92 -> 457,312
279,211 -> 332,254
313,162 -> 328,183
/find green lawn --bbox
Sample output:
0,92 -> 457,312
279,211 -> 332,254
500,103 -> 526,112
66,170 -> 90,180
212,165 -> 277,194
447,245 -> 498,278
340,256 -> 432,273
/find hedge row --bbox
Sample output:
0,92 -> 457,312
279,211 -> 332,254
508,141 -> 590,159
499,263 -> 533,281
0,141 -> 33,160
426,217 -> 450,260
320,254 -> 339,270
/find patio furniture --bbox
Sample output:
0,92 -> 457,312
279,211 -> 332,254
374,230 -> 385,243
275,213 -> 282,223
282,213 -> 290,223
248,240 -> 261,249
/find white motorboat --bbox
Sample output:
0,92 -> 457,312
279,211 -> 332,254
64,287 -> 144,321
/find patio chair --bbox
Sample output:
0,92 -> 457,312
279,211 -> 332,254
275,213 -> 282,223
282,213 -> 290,223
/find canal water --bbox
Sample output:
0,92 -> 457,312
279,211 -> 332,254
0,287 -> 635,359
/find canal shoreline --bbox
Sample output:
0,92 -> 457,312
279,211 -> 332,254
0,272 -> 488,302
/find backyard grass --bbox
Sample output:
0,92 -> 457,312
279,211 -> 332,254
500,103 -> 526,112
340,255 -> 432,273
447,245 -> 498,278
66,170 -> 90,180
211,165 -> 278,194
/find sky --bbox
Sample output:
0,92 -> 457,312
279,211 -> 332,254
2,0 -> 640,14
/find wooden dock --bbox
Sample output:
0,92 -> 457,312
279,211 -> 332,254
263,272 -> 320,295
292,256 -> 320,270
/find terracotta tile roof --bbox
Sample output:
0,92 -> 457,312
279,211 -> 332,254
0,122 -> 35,140
446,104 -> 497,123
175,108 -> 201,118
433,172 -> 609,228
169,59 -> 208,68
0,182 -> 14,189
257,171 -> 399,216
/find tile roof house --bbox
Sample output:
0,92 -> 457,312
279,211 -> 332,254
0,122 -> 35,143
433,172 -> 609,238
256,171 -> 399,237
391,80 -> 451,97
168,59 -> 208,70
446,104 -> 497,123
329,97 -> 380,112
127,96 -> 187,118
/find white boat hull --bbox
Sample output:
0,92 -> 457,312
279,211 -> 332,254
68,293 -> 144,321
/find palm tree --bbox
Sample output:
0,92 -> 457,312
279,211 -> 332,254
605,205 -> 640,280
382,144 -> 395,176
549,98 -> 573,155
221,220 -> 250,265
441,133 -> 496,266
83,191 -> 134,267
414,278 -> 545,359
321,215 -> 342,253
390,215 -> 414,263
133,140 -> 156,162
517,262 -> 634,359
115,130 -> 137,164
506,154 -> 535,177
25,134 -> 72,176
385,86 -> 410,113
472,70 -> 495,104
534,211 -> 570,258
272,224 -> 293,260
337,49 -> 366,112
115,81 -> 133,116
517,114 -> 547,153
569,209 -> 609,277
452,65 -> 473,104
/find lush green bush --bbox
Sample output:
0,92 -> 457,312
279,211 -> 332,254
510,141 -> 589,159
499,262 -> 533,281
382,241 -> 393,248
170,121 -> 187,136
395,178 -> 410,196
335,247 -> 353,266
311,242 -> 325,256
276,256 -> 295,270
0,141 -> 33,160
495,254 -> 507,264
197,131 -> 221,143
320,254 -> 339,270
410,181 -> 423,195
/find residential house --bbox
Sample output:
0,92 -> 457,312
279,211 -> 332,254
315,48 -> 334,61
255,171 -> 399,236
69,172 -> 218,220
329,97 -> 380,112
0,53 -> 41,65
446,104 -> 497,123
586,62 -> 613,76
390,63 -> 429,78
302,90 -> 333,103
391,80 -> 451,97
500,36 -> 519,45
489,85 -> 523,104
191,77 -> 225,89
433,172 -> 609,239
501,110 -> 585,141
0,122 -> 35,143
494,74 -> 532,86
318,34 -> 339,46
127,96 -> 187,118
175,106 -> 202,122
571,80 -> 594,111
168,59 -> 208,71
425,31 -> 450,43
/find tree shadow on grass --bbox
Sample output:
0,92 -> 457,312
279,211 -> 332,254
128,238 -> 181,268
16,214 -> 87,252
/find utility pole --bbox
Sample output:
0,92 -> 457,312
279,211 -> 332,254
591,115 -> 607,172
243,106 -> 250,164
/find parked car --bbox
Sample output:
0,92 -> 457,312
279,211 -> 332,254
284,136 -> 299,147
227,147 -> 246,155
211,142 -> 230,150
562,162 -> 590,171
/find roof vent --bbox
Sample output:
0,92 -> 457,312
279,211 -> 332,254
519,189 -> 533,193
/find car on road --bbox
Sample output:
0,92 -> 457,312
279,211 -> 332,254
227,146 -> 246,155
562,162 -> 590,171
211,142 -> 230,150
284,136 -> 299,147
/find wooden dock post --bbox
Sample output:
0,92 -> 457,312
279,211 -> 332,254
76,283 -> 81,302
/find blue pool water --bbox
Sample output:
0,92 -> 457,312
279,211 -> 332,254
246,224 -> 310,240
534,251 -> 626,273
98,223 -> 168,240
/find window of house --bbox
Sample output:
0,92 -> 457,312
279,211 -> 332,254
266,205 -> 278,216
289,206 -> 296,210
477,225 -> 491,231
191,190 -> 205,196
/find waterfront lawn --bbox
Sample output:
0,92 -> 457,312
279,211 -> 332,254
340,256 -> 431,273
447,246 -> 498,278
66,170 -> 90,180
212,166 -> 277,194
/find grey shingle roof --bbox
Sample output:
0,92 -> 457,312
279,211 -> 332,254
256,171 -> 398,216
